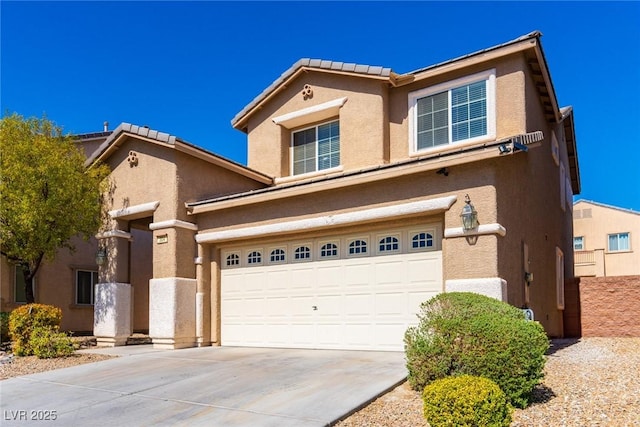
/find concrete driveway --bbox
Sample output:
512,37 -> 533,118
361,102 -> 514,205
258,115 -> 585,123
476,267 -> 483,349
0,346 -> 406,426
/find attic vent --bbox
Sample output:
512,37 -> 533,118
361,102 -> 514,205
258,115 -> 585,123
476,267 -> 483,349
574,210 -> 582,219
302,84 -> 313,100
582,208 -> 592,218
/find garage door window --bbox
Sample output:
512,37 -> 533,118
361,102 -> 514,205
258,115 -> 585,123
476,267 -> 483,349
247,251 -> 262,265
411,232 -> 434,250
348,239 -> 368,256
226,253 -> 240,267
320,242 -> 339,258
270,248 -> 286,263
294,246 -> 312,261
379,236 -> 400,253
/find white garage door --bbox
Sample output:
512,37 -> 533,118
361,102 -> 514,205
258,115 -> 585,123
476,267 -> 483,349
220,226 -> 442,351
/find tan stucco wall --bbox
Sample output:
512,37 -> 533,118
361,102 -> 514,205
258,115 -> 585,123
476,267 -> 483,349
573,201 -> 640,276
245,73 -> 389,177
1,236 -> 98,333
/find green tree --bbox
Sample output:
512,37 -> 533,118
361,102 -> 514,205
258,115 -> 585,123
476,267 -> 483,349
0,113 -> 109,303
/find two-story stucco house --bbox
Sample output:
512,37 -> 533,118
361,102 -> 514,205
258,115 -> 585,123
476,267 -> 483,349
573,200 -> 640,277
0,31 -> 580,350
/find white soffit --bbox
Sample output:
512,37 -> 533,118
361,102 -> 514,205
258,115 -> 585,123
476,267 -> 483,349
272,97 -> 348,129
109,201 -> 160,220
196,195 -> 456,244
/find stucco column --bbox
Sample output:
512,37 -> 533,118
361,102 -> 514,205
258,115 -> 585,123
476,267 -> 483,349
94,229 -> 133,347
148,220 -> 198,349
195,243 -> 211,347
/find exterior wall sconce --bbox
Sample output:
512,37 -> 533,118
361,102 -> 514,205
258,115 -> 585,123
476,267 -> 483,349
96,246 -> 107,266
460,194 -> 479,231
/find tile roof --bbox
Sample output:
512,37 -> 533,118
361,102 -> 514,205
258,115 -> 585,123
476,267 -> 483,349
574,199 -> 640,215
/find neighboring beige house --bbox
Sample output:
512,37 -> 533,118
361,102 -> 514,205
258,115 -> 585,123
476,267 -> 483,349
1,31 -> 580,349
573,200 -> 640,277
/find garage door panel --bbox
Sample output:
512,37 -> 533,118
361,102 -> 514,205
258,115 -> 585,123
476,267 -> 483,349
221,226 -> 443,351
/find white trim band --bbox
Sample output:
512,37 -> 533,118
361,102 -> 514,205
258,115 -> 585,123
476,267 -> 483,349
445,277 -> 507,302
149,219 -> 198,231
196,195 -> 456,244
272,97 -> 348,129
444,223 -> 506,238
96,230 -> 133,240
109,201 -> 160,220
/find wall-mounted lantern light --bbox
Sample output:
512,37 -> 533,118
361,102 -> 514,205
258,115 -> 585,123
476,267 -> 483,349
96,246 -> 107,266
460,194 -> 479,231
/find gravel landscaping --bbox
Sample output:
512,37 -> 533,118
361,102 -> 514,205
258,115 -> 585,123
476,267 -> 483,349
2,337 -> 639,426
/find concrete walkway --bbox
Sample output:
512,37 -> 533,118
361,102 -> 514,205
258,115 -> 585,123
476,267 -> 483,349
0,346 -> 406,426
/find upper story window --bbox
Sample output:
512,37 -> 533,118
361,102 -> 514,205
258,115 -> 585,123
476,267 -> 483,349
409,70 -> 495,154
292,120 -> 340,175
573,236 -> 584,250
76,270 -> 98,305
608,233 -> 630,252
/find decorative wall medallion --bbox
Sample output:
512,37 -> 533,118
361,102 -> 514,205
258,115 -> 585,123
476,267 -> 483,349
127,151 -> 139,167
302,84 -> 313,100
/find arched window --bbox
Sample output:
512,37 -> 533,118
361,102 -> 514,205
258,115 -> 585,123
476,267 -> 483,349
247,251 -> 262,265
379,236 -> 399,252
294,246 -> 311,260
226,253 -> 240,267
320,243 -> 338,258
412,232 -> 433,249
348,239 -> 368,255
270,249 -> 286,263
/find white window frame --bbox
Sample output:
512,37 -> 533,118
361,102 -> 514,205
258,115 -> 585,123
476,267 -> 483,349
347,238 -> 369,257
224,251 -> 241,268
293,244 -> 313,262
291,119 -> 340,176
75,269 -> 98,305
246,249 -> 263,266
318,241 -> 340,260
268,247 -> 287,264
556,247 -> 565,310
573,236 -> 584,251
376,234 -> 401,255
608,232 -> 630,252
408,69 -> 496,155
409,230 -> 436,252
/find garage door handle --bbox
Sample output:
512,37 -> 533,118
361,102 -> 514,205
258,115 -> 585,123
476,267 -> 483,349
312,306 -> 318,311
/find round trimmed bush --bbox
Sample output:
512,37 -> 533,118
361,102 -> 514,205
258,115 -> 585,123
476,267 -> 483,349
29,326 -> 74,359
422,375 -> 512,427
8,304 -> 63,356
404,292 -> 549,408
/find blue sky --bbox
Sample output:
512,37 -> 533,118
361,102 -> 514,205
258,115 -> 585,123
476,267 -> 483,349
2,1 -> 639,211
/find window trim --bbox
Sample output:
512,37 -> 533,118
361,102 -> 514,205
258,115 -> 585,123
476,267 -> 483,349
318,241 -> 340,260
291,119 -> 340,176
268,247 -> 287,264
246,249 -> 263,266
408,69 -> 496,156
75,269 -> 98,305
607,232 -> 631,253
376,234 -> 401,255
293,244 -> 313,262
347,238 -> 369,257
409,229 -> 437,252
573,236 -> 584,251
224,251 -> 241,268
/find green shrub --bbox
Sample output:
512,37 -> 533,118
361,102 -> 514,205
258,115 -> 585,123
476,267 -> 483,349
0,312 -> 9,342
29,326 -> 74,359
422,375 -> 512,427
405,292 -> 549,408
8,304 -> 63,356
